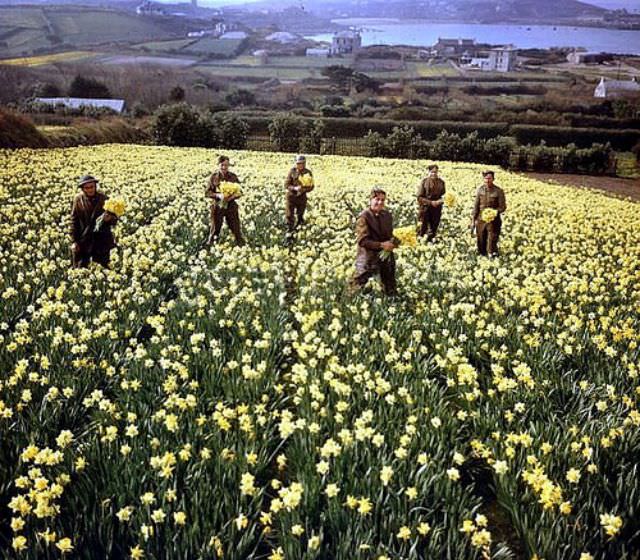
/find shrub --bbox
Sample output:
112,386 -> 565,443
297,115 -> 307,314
0,109 -> 48,148
211,113 -> 249,150
68,75 -> 111,99
152,103 -> 218,148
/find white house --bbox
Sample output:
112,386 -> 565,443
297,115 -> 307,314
594,77 -> 640,98
465,46 -> 516,72
487,47 -> 516,72
331,30 -> 361,55
35,98 -> 126,113
265,31 -> 301,44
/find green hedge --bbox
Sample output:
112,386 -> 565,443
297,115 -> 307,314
511,124 -> 640,150
242,115 -> 510,140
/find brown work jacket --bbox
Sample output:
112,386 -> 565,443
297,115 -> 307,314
472,184 -> 507,223
417,177 -> 446,207
70,191 -> 115,254
206,170 -> 241,208
285,167 -> 314,199
355,208 -> 394,270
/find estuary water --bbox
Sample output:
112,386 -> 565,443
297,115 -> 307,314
307,19 -> 640,55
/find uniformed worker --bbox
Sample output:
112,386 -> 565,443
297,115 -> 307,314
70,175 -> 117,268
205,155 -> 244,246
284,155 -> 314,231
471,170 -> 507,257
349,188 -> 397,296
417,164 -> 446,241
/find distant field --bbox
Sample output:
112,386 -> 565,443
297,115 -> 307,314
0,50 -> 97,67
194,64 -> 314,80
135,39 -> 198,52
0,6 -> 178,57
183,38 -> 243,56
134,37 -> 243,57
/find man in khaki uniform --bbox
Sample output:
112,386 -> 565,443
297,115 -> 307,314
417,164 -> 446,241
284,155 -> 314,231
471,170 -> 507,257
349,188 -> 397,296
70,175 -> 117,268
206,155 -> 244,246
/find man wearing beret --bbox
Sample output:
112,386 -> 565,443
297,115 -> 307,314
70,175 -> 117,268
205,155 -> 244,246
284,154 -> 314,232
349,188 -> 397,296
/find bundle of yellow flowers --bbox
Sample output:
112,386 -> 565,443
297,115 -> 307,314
393,226 -> 417,249
298,174 -> 314,189
444,192 -> 457,208
95,198 -> 125,231
480,207 -> 498,223
381,225 -> 416,261
218,182 -> 241,208
103,199 -> 126,217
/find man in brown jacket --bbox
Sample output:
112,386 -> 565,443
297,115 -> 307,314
471,170 -> 507,257
70,175 -> 117,268
349,188 -> 397,296
284,155 -> 314,231
417,164 -> 446,241
206,155 -> 244,246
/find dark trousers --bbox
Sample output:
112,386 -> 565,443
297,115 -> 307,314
477,215 -> 502,256
286,194 -> 307,231
418,205 -> 442,241
209,203 -> 244,245
73,251 -> 110,268
350,255 -> 397,296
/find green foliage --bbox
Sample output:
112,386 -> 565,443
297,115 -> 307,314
152,103 -> 218,148
68,75 -> 111,99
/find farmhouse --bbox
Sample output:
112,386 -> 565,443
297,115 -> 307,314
594,77 -> 640,98
331,31 -> 361,55
464,46 -> 516,72
35,97 -> 126,113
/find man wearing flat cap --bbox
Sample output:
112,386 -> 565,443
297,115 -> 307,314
70,175 -> 117,268
205,155 -> 244,246
471,170 -> 507,257
417,164 -> 445,242
284,155 -> 314,232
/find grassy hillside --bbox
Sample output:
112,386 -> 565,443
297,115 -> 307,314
0,5 -> 184,58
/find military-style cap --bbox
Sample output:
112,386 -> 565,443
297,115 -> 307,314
78,174 -> 98,188
295,155 -> 306,163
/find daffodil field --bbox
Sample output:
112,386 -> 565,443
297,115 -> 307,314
1,145 -> 639,560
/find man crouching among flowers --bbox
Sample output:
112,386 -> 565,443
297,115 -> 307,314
349,188 -> 398,296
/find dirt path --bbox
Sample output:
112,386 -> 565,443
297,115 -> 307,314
523,172 -> 640,202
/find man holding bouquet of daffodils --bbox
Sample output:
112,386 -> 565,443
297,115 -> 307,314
349,188 -> 398,296
471,170 -> 507,257
284,155 -> 314,232
206,155 -> 245,246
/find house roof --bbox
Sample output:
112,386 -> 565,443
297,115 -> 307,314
35,97 -> 126,113
598,77 -> 640,91
334,30 -> 360,39
220,31 -> 247,39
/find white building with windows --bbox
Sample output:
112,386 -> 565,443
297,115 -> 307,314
487,47 -> 516,72
331,30 -> 361,55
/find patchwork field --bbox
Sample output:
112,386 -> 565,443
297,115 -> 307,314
0,145 -> 639,559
